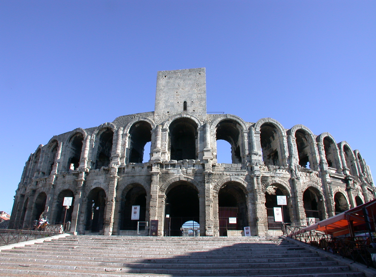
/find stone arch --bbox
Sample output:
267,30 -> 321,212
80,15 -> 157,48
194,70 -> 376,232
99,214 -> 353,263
163,179 -> 200,236
42,139 -> 59,176
66,128 -> 87,142
92,127 -> 114,169
160,175 -> 201,194
168,117 -> 199,161
213,117 -> 246,164
302,186 -> 326,221
288,125 -> 319,170
92,122 -> 117,138
317,133 -> 342,171
354,150 -> 366,175
53,189 -> 74,225
216,180 -> 249,236
85,187 -> 106,233
31,191 -> 47,222
332,189 -> 350,214
339,142 -> 359,176
65,132 -> 84,171
213,176 -> 248,194
124,118 -> 156,134
162,114 -> 203,130
125,120 -> 153,164
263,182 -> 292,230
255,118 -> 288,167
118,183 -> 147,232
210,114 -> 247,134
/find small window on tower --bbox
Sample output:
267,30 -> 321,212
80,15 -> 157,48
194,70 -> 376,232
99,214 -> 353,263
183,101 -> 187,111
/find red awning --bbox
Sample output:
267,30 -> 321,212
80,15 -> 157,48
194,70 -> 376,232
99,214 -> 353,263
293,199 -> 376,237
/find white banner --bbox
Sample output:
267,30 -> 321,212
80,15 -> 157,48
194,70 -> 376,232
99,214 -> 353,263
131,205 -> 140,220
63,197 -> 73,207
274,207 -> 283,222
277,195 -> 287,206
229,217 -> 237,224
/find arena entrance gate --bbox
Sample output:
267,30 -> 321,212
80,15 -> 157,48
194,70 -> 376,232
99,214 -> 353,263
164,182 -> 199,236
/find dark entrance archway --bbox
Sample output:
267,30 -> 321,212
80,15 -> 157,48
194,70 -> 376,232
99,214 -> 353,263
334,192 -> 349,214
120,184 -> 147,231
85,188 -> 106,233
165,182 -> 199,236
303,187 -> 325,223
265,185 -> 291,230
54,190 -> 74,225
19,198 -> 28,228
218,182 -> 248,236
32,192 -> 47,221
355,196 -> 364,206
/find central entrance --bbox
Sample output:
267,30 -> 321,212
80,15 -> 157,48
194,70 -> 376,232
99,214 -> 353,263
165,181 -> 199,236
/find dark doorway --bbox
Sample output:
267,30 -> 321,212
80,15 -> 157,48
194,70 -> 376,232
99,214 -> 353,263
120,185 -> 147,231
218,182 -> 248,236
129,121 -> 152,163
169,119 -> 197,161
303,187 -> 324,223
165,182 -> 199,236
265,186 -> 290,230
32,192 -> 47,221
19,198 -> 28,228
355,196 -> 364,206
54,190 -> 74,224
85,188 -> 106,233
334,192 -> 349,214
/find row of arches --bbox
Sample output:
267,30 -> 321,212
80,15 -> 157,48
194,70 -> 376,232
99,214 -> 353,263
21,116 -> 370,187
15,182 -> 362,235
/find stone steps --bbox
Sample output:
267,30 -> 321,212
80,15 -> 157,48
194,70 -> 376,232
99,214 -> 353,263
0,235 -> 367,276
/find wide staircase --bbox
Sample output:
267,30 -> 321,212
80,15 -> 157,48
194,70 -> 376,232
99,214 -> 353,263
0,235 -> 366,276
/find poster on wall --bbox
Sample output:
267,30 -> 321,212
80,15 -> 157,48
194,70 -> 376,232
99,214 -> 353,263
63,197 -> 73,207
274,207 -> 283,222
244,226 -> 251,236
131,205 -> 140,220
277,195 -> 287,206
308,217 -> 316,226
229,217 -> 237,224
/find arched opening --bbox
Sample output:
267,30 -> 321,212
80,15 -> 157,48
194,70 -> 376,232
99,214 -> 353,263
260,123 -> 282,166
334,192 -> 349,214
216,140 -> 232,163
45,141 -> 58,175
32,192 -> 47,221
169,118 -> 197,161
129,121 -> 152,163
85,188 -> 106,233
218,182 -> 248,236
54,190 -> 74,225
357,153 -> 366,174
181,220 -> 199,236
119,184 -> 147,232
32,149 -> 41,177
19,198 -> 28,229
216,120 -> 242,164
66,133 -> 84,170
344,145 -> 356,176
303,187 -> 325,223
323,137 -> 337,169
355,196 -> 363,206
295,130 -> 313,169
165,182 -> 199,236
95,128 -> 113,169
265,185 -> 291,230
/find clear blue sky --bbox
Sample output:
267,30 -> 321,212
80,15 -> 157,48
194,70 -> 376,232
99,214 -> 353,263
1,1 -> 375,215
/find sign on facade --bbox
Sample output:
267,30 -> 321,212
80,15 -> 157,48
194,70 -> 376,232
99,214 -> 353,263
244,226 -> 251,236
229,217 -> 237,224
274,207 -> 283,222
277,195 -> 287,206
63,197 -> 73,207
131,205 -> 140,220
308,217 -> 316,226
150,220 -> 158,236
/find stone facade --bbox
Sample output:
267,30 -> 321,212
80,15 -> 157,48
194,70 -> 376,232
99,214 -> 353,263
9,68 -> 375,236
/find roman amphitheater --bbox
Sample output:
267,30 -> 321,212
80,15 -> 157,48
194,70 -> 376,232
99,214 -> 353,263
9,68 -> 375,237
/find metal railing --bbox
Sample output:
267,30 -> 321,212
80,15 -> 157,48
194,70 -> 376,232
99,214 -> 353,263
0,227 -> 62,247
286,225 -> 376,268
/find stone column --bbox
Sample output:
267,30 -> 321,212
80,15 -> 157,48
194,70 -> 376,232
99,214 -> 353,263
361,184 -> 370,203
346,177 -> 355,209
203,123 -> 212,160
151,125 -> 162,161
120,133 -> 129,165
291,178 -> 306,227
149,166 -> 162,235
340,147 -> 350,175
204,172 -> 214,236
103,169 -> 119,236
317,141 -> 335,217
253,176 -> 267,236
242,131 -> 249,163
70,172 -> 86,235
23,191 -> 36,229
